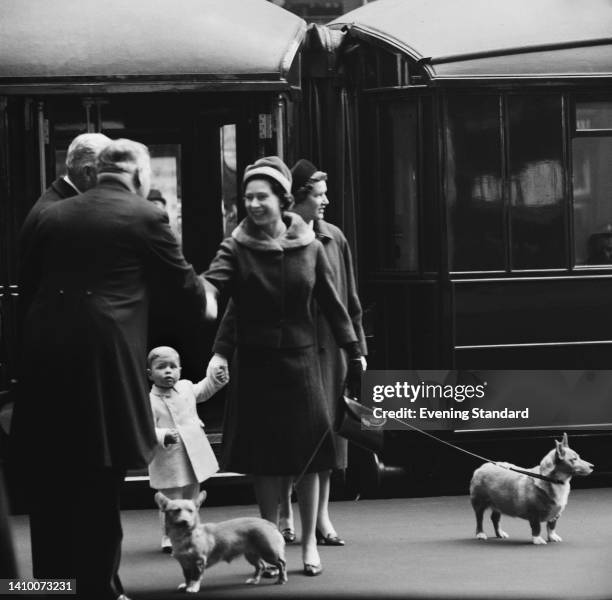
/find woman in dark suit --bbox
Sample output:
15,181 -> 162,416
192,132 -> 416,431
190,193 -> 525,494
205,156 -> 362,576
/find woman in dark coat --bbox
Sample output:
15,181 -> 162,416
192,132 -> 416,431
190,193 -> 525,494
278,159 -> 367,546
205,156 -> 363,575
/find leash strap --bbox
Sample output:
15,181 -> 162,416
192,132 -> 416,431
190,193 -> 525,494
497,464 -> 564,484
372,412 -> 565,485
291,406 -> 565,486
293,427 -> 332,488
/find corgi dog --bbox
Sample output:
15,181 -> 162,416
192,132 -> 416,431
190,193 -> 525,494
155,491 -> 287,592
469,433 -> 593,545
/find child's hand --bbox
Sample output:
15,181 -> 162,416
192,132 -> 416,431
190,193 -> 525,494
214,365 -> 229,385
207,353 -> 229,386
164,429 -> 179,445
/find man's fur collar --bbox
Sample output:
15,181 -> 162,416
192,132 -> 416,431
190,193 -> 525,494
232,211 -> 315,251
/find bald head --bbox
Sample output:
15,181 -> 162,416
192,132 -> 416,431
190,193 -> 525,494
97,138 -> 152,198
65,132 -> 111,192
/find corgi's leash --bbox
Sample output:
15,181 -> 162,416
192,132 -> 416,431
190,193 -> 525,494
371,411 -> 565,484
295,412 -> 564,487
294,428 -> 332,488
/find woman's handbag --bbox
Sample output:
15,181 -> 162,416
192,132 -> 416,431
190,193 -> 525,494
334,395 -> 384,454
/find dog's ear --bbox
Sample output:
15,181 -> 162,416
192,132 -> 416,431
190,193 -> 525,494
195,490 -> 207,508
561,432 -> 569,448
154,492 -> 169,511
555,439 -> 566,460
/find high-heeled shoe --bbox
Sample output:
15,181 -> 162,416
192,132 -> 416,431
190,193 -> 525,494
280,527 -> 296,543
303,563 -> 323,576
315,528 -> 345,546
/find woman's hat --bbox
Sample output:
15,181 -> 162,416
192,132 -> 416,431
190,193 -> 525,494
290,159 -> 318,195
243,156 -> 292,194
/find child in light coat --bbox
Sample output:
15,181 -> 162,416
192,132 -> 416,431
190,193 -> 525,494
147,346 -> 228,551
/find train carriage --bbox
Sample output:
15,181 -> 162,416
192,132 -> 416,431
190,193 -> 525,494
298,0 -> 612,489
2,0 -> 612,497
0,0 -> 308,499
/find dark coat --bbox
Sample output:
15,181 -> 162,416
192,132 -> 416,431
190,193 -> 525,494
18,177 -> 77,313
206,213 -> 357,350
314,220 -> 367,468
22,177 -> 76,227
205,212 -> 358,474
212,219 -> 367,469
13,179 -> 210,471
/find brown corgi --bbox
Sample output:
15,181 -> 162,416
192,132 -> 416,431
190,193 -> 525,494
155,491 -> 287,592
469,433 -> 593,545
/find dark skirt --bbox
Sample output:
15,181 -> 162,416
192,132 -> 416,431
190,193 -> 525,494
222,345 -> 337,475
318,344 -> 348,469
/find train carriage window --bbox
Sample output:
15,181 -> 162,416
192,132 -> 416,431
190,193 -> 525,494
573,98 -> 612,266
576,101 -> 612,131
150,144 -> 182,242
445,95 -> 504,271
507,95 -> 565,270
220,124 -> 238,238
371,100 -> 419,271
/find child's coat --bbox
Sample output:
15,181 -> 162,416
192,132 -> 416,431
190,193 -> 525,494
149,379 -> 219,489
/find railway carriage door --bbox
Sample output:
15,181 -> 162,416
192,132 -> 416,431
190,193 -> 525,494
3,95 -> 259,437
46,96 -> 235,274
360,93 -> 441,370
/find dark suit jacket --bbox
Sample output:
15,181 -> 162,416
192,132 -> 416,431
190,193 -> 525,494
13,179 -> 210,471
19,177 -> 76,247
18,178 -> 77,315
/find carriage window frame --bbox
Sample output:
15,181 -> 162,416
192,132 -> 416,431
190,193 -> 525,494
360,90 -> 428,276
571,95 -> 612,269
446,91 -> 570,275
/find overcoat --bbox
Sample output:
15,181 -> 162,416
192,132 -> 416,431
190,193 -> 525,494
314,220 -> 368,468
22,177 -> 76,228
205,212 -> 358,475
148,380 -> 219,489
17,177 -> 77,331
13,179 -> 210,471
213,219 -> 367,469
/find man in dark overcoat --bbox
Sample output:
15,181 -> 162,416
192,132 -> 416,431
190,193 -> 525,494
18,133 -> 111,328
19,133 -> 111,245
12,138 -> 215,600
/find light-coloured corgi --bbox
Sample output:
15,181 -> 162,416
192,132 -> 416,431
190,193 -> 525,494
469,433 -> 593,545
155,491 -> 287,592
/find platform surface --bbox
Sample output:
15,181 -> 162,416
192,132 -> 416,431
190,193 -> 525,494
10,488 -> 612,600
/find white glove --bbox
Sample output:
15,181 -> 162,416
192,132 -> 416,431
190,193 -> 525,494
201,278 -> 218,321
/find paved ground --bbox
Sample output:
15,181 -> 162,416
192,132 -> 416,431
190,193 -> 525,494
10,488 -> 612,600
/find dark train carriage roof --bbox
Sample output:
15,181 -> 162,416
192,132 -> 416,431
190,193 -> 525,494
330,0 -> 612,81
0,0 -> 306,93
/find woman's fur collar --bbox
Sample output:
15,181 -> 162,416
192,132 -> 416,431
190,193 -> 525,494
232,211 -> 315,251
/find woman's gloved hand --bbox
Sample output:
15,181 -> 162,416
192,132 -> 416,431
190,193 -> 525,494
206,353 -> 228,385
345,358 -> 363,399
